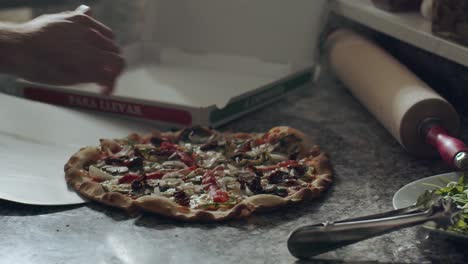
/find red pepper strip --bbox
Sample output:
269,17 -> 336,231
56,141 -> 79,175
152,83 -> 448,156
254,165 -> 279,172
213,165 -> 225,171
161,142 -> 178,151
207,185 -> 229,203
177,151 -> 195,166
205,175 -> 229,203
202,170 -> 219,190
212,190 -> 230,203
146,171 -> 164,180
91,177 -> 105,183
278,160 -> 299,168
118,174 -> 141,184
202,176 -> 218,188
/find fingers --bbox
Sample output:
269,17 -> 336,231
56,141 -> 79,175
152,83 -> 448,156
68,13 -> 115,40
71,47 -> 125,91
75,5 -> 91,15
85,29 -> 120,53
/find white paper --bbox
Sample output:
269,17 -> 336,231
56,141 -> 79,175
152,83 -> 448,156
0,93 -> 156,205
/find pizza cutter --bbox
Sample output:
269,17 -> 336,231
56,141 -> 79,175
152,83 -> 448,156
287,192 -> 460,259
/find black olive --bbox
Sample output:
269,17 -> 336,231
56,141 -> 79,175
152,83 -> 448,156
150,137 -> 163,146
133,148 -> 144,157
126,157 -> 143,170
131,180 -> 144,192
159,185 -> 169,192
263,185 -> 278,193
288,151 -> 300,161
248,177 -> 263,194
230,152 -> 250,161
268,171 -> 289,184
179,125 -> 212,142
173,190 -> 190,206
200,140 -> 218,151
275,187 -> 289,197
290,164 -> 306,176
105,157 -> 124,166
284,179 -> 297,186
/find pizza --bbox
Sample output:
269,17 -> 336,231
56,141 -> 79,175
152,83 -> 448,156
64,126 -> 332,221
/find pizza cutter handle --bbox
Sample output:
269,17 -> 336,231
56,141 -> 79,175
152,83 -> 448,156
424,124 -> 468,170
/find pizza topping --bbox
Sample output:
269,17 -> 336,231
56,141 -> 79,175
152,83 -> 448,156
173,189 -> 190,206
264,184 -> 278,193
235,140 -> 252,153
179,125 -> 212,143
81,126 -> 326,212
104,156 -> 124,166
118,174 -> 141,184
248,176 -> 263,194
175,151 -> 195,166
89,165 -> 114,180
100,139 -> 122,153
158,183 -> 169,193
124,157 -> 143,171
274,134 -> 303,156
100,165 -> 129,175
212,190 -> 230,203
269,153 -> 289,162
290,164 -> 306,176
131,180 -> 145,192
268,170 -> 289,184
162,160 -> 188,170
160,178 -> 184,188
275,187 -> 289,197
198,151 -> 224,168
114,144 -> 133,157
146,171 -> 164,180
288,151 -> 300,161
150,136 -> 164,146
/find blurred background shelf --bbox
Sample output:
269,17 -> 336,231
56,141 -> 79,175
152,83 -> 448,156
331,0 -> 468,68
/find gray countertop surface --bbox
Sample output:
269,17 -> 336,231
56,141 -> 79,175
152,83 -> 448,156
1,72 -> 467,264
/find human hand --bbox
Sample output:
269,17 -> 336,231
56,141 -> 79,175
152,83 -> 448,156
12,5 -> 124,95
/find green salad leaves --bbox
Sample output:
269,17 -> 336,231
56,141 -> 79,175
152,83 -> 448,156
428,175 -> 468,234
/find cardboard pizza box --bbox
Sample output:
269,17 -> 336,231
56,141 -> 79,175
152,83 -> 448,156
10,0 -> 328,128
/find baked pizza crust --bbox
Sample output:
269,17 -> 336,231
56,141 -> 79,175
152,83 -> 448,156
64,126 -> 333,222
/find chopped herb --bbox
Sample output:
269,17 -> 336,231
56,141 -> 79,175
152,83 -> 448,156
427,175 -> 468,235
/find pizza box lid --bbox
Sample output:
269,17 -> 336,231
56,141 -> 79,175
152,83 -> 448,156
0,0 -> 328,205
11,0 -> 328,128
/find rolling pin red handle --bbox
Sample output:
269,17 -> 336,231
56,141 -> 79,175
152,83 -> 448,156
425,125 -> 468,170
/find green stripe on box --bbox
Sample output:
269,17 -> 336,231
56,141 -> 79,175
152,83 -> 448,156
210,72 -> 312,123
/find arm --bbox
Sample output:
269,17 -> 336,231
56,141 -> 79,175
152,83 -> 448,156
0,7 -> 124,94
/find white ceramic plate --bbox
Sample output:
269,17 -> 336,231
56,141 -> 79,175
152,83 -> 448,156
393,172 -> 468,240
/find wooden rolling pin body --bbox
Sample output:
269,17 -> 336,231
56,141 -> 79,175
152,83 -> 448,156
326,30 -> 460,157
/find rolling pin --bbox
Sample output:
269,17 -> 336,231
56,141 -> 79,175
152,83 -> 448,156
326,29 -> 468,170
